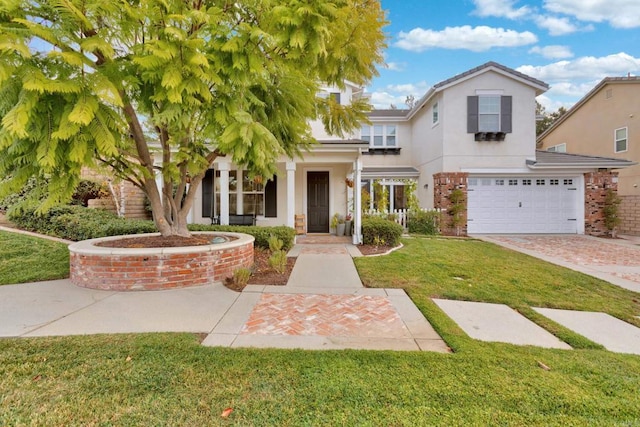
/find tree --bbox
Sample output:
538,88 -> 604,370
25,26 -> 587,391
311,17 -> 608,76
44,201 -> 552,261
0,0 -> 387,237
536,101 -> 568,137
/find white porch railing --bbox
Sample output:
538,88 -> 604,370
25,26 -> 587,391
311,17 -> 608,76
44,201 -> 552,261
365,208 -> 410,229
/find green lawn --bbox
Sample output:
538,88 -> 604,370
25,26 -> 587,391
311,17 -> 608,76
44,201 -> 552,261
0,231 -> 70,285
1,236 -> 640,425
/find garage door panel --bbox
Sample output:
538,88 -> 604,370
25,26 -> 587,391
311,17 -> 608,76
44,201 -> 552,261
467,176 -> 578,234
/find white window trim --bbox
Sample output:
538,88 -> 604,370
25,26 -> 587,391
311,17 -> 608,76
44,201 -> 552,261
547,143 -> 566,153
432,102 -> 439,126
615,127 -> 628,153
360,124 -> 398,148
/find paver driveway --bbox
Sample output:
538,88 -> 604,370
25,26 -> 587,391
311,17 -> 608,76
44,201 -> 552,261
478,235 -> 640,293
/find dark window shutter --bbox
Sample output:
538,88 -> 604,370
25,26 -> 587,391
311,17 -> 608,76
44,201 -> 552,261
467,96 -> 479,133
201,169 -> 215,218
265,176 -> 277,218
501,96 -> 512,133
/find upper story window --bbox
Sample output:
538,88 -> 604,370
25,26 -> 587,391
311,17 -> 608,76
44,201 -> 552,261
547,143 -> 566,153
432,102 -> 439,125
478,96 -> 500,132
361,124 -> 397,147
467,95 -> 512,140
329,92 -> 341,104
615,127 -> 628,153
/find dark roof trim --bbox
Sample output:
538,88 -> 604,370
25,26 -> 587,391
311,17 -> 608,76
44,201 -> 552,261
537,76 -> 640,141
527,150 -> 636,169
434,61 -> 549,92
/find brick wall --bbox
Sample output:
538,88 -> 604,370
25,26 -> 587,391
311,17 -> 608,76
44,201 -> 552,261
70,234 -> 254,291
584,171 -> 619,237
433,172 -> 468,236
619,195 -> 640,236
81,167 -> 149,219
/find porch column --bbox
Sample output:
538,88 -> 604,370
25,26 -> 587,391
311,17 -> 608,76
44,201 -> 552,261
286,161 -> 296,228
353,157 -> 363,244
218,161 -> 230,225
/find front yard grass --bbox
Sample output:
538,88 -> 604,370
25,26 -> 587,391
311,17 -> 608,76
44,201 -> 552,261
1,236 -> 640,425
0,231 -> 69,285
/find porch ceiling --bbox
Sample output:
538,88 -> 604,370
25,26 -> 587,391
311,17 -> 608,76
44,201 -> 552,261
362,166 -> 419,179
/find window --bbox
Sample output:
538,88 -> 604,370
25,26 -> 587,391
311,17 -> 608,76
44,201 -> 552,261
547,143 -> 566,153
508,179 -> 518,186
361,124 -> 397,147
495,179 -> 504,186
330,92 -> 341,104
432,102 -> 439,124
361,179 -> 410,211
522,179 -> 532,186
550,179 -> 559,186
467,95 -> 512,134
478,96 -> 500,132
615,127 -> 628,153
563,179 -> 573,185
536,179 -> 545,186
202,169 -> 276,218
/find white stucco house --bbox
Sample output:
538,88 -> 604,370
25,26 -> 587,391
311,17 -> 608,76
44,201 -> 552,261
189,62 -> 633,239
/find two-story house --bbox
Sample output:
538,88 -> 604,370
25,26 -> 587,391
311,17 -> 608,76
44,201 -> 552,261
190,62 -> 633,238
537,77 -> 640,234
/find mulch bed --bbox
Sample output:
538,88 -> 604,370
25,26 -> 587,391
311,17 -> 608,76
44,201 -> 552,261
96,235 -> 237,248
225,248 -> 296,292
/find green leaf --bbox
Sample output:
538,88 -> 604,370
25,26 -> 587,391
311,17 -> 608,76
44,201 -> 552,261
68,95 -> 99,126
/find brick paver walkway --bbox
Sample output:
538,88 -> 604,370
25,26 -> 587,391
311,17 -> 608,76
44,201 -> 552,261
491,235 -> 640,267
240,293 -> 410,338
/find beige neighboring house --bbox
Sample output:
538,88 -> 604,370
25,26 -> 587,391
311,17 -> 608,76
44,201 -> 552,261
538,76 -> 640,234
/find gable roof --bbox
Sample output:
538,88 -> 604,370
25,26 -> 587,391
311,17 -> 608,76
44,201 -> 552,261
527,150 -> 636,170
368,62 -> 549,122
433,61 -> 549,94
537,76 -> 640,141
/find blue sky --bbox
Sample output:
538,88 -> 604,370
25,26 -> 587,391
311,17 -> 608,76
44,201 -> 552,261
368,0 -> 640,112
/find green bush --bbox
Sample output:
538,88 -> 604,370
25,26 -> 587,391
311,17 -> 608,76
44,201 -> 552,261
71,180 -> 109,207
407,209 -> 441,235
362,217 -> 403,246
188,224 -> 296,250
8,203 -> 156,240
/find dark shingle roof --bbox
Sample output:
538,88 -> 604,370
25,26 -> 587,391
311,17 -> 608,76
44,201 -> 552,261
528,150 -> 636,169
434,61 -> 549,91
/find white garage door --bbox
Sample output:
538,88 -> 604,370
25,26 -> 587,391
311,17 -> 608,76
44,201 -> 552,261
467,177 -> 579,234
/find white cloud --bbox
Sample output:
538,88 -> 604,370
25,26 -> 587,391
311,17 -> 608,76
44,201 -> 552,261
395,26 -> 537,52
544,0 -> 640,28
528,45 -> 574,59
517,52 -> 640,81
472,0 -> 533,19
535,94 -> 574,112
534,15 -> 580,35
369,91 -> 409,109
386,82 -> 430,94
385,62 -> 405,72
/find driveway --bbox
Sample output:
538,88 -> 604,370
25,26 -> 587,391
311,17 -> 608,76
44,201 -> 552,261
475,235 -> 640,293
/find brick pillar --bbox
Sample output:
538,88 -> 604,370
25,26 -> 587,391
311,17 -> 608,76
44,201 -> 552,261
433,172 -> 469,236
584,171 -> 619,237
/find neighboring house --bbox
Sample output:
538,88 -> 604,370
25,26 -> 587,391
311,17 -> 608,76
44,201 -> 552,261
190,62 -> 634,239
537,77 -> 640,234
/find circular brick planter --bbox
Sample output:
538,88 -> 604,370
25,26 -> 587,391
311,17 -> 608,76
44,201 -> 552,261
69,232 -> 254,291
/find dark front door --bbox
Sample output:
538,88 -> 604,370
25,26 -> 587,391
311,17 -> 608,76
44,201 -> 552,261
307,171 -> 330,233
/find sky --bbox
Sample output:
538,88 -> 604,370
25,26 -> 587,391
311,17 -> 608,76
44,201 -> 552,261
368,0 -> 640,112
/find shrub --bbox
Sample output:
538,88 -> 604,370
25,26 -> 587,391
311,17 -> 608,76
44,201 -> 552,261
268,235 -> 284,252
362,217 -> 403,246
8,203 -> 156,240
231,267 -> 251,288
268,250 -> 288,274
188,224 -> 295,250
0,177 -> 47,212
407,209 -> 441,235
71,180 -> 109,207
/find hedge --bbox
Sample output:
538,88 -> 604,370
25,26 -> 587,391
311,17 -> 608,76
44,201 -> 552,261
362,217 -> 403,246
8,203 -> 295,249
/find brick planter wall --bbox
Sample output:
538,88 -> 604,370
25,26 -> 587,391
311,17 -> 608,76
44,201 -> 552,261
433,172 -> 469,236
584,171 -> 619,237
619,195 -> 640,236
69,232 -> 254,291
